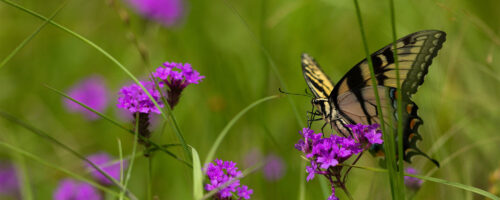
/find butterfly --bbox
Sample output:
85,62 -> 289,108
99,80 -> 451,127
302,30 -> 446,166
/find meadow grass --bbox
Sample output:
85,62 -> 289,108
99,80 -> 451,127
0,0 -> 500,199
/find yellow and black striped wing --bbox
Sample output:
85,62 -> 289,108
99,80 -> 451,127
329,30 -> 446,165
302,53 -> 334,99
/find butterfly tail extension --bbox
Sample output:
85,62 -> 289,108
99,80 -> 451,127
400,99 -> 440,167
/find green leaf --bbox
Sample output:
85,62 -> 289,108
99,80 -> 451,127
191,146 -> 204,200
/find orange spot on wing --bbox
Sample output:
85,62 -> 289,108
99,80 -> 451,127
406,104 -> 413,113
410,119 -> 418,129
409,133 -> 415,140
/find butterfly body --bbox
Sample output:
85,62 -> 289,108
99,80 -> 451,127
302,30 -> 446,166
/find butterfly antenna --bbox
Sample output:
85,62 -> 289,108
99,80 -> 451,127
278,88 -> 313,98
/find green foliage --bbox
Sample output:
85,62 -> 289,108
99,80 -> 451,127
0,0 -> 499,199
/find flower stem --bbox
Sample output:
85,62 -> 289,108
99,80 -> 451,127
147,156 -> 153,200
336,174 -> 353,200
342,151 -> 364,183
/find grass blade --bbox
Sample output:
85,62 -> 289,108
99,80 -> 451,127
0,0 -> 191,161
203,95 -> 280,165
44,84 -> 192,167
121,113 -> 140,200
351,0 -> 398,198
0,141 -> 125,199
0,1 -> 67,70
191,146 -> 204,200
387,0 -> 405,198
0,111 -> 138,200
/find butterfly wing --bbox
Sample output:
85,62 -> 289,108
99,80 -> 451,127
329,30 -> 446,165
302,53 -> 334,99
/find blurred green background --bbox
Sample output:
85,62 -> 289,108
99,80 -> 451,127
1,0 -> 500,199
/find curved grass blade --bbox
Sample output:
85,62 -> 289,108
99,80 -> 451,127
191,146 -> 203,200
0,1 -> 67,70
203,95 -> 280,165
351,0 -> 398,198
0,111 -> 138,200
45,84 -> 191,167
0,141 -> 125,199
345,164 -> 500,200
0,0 -> 191,161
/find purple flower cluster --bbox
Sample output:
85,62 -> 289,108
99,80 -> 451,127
53,179 -> 102,200
152,62 -> 204,108
153,62 -> 204,89
404,167 -> 423,190
204,159 -> 253,199
64,75 -> 108,120
117,81 -> 164,114
128,0 -> 185,27
295,128 -> 362,181
86,153 -> 128,185
295,124 -> 383,200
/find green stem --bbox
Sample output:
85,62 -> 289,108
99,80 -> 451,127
147,156 -> 153,200
388,0 -> 406,198
351,0 -> 398,198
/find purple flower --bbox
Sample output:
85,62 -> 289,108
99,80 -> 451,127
86,153 -> 127,185
305,162 -> 317,182
404,167 -> 423,190
152,62 -> 204,108
128,0 -> 185,27
117,80 -> 164,114
64,75 -> 108,120
0,162 -> 19,196
236,185 -> 253,200
346,123 -> 383,147
263,154 -> 285,181
204,159 -> 253,199
53,179 -> 102,200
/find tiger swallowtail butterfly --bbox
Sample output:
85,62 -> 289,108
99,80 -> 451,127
302,30 -> 446,166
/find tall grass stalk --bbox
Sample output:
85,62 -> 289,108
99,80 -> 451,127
351,0 -> 399,198
0,0 -> 192,161
388,0 -> 406,198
